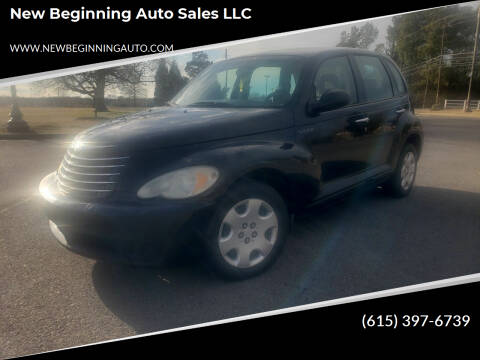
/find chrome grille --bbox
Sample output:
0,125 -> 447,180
56,144 -> 129,200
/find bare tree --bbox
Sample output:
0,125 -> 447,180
47,66 -> 146,112
118,63 -> 148,107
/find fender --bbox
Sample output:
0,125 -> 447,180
174,140 -> 320,202
124,134 -> 321,206
389,111 -> 424,169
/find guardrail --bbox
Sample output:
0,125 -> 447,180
444,99 -> 480,110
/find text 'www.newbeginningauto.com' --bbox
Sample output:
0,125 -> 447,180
9,43 -> 174,54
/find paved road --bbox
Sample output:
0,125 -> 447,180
1,115 -> 479,358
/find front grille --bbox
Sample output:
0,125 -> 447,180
56,144 -> 129,200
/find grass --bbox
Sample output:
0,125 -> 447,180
0,105 -> 145,135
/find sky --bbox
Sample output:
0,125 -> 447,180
2,1 -> 478,99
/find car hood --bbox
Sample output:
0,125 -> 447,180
74,106 -> 292,151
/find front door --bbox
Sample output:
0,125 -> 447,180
295,55 -> 373,190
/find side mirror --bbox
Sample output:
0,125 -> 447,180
307,89 -> 351,115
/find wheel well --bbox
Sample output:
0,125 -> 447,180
405,133 -> 422,156
240,168 -> 315,211
244,168 -> 291,204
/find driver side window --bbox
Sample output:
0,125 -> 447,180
314,57 -> 357,104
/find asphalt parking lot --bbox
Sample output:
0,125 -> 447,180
1,114 -> 479,358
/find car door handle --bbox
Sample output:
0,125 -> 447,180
354,117 -> 370,123
395,108 -> 406,114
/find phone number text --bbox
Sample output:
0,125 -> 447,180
362,314 -> 471,329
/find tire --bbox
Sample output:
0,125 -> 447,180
203,180 -> 289,280
385,143 -> 418,197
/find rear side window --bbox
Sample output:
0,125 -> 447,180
384,60 -> 407,95
354,55 -> 393,102
314,56 -> 357,105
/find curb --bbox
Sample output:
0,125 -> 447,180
416,111 -> 480,118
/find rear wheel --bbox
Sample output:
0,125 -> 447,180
385,143 -> 418,197
204,180 -> 289,279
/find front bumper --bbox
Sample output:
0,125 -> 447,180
39,172 -> 212,265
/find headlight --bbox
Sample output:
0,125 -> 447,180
137,166 -> 219,199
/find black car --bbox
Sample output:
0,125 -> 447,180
39,47 -> 423,279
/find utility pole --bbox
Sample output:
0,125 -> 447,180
264,75 -> 270,97
423,64 -> 430,109
465,6 -> 480,112
224,48 -> 228,89
435,23 -> 446,105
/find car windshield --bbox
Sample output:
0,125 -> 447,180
172,56 -> 303,108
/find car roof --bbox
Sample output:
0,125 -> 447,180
228,47 -> 385,60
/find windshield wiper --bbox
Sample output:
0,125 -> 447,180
186,101 -> 233,107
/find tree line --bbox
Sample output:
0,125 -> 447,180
41,51 -> 213,112
337,4 -> 479,107
153,51 -> 212,105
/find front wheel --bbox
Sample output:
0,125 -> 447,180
203,180 -> 289,280
385,144 -> 418,197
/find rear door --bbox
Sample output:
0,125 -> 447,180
382,57 -> 411,120
349,55 -> 401,169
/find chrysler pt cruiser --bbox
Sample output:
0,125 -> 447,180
39,48 -> 423,279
